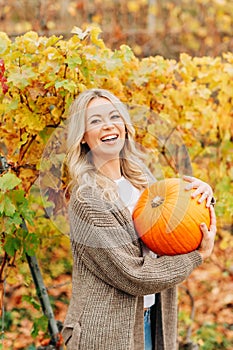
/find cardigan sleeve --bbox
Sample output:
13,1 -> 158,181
69,192 -> 203,297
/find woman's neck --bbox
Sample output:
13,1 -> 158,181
93,157 -> 122,180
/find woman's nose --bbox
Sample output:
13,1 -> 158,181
102,119 -> 115,128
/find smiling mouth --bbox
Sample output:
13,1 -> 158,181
101,135 -> 119,142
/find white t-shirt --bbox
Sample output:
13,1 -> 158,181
115,176 -> 156,308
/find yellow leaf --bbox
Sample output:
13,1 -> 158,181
50,106 -> 62,122
0,32 -> 11,54
15,108 -> 46,132
90,25 -> 105,49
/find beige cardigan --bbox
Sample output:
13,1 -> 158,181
62,186 -> 202,350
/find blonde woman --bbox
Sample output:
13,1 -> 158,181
62,89 -> 216,350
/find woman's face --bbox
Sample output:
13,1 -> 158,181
83,97 -> 126,162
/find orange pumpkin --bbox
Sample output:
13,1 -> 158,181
132,178 -> 211,256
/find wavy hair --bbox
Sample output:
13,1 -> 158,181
66,89 -> 149,201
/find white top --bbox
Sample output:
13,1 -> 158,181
115,176 -> 156,308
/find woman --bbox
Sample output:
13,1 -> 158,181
62,89 -> 216,350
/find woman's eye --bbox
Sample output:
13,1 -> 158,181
111,114 -> 121,120
90,118 -> 101,124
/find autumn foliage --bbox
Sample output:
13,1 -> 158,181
0,25 -> 232,349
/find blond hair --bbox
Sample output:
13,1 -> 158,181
66,89 -> 149,201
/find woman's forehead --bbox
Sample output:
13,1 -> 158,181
87,97 -> 114,109
86,97 -> 118,117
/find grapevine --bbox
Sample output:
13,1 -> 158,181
0,26 -> 232,348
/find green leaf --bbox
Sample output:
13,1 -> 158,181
5,99 -> 19,112
4,196 -> 16,216
7,66 -> 38,89
0,173 -> 21,191
0,194 -> 4,214
24,233 -> 39,256
55,79 -> 77,92
66,55 -> 82,69
11,189 -> 26,203
22,295 -> 41,311
31,315 -> 48,338
0,195 -> 16,216
18,202 -> 35,225
5,212 -> 22,226
4,235 -> 21,256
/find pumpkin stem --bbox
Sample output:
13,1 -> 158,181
151,196 -> 164,208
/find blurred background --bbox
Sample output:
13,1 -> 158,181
0,0 -> 233,58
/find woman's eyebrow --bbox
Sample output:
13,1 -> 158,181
87,113 -> 101,120
109,109 -> 119,114
87,110 -> 119,120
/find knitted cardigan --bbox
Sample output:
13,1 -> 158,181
62,185 -> 202,350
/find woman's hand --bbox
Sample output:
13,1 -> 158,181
198,205 -> 217,261
183,175 -> 214,207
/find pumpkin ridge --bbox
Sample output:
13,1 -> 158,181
152,205 -> 179,255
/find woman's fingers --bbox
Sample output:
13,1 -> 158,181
194,188 -> 213,206
183,175 -> 196,190
209,204 -> 217,232
200,207 -> 216,237
183,176 -> 217,260
198,206 -> 217,260
182,175 -> 194,183
183,175 -> 213,207
206,195 -> 213,207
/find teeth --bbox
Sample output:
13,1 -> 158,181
101,135 -> 118,141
